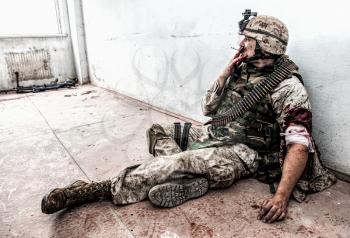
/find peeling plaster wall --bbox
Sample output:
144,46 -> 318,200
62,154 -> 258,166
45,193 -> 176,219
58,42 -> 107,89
82,0 -> 350,175
0,37 -> 76,89
0,1 -> 76,90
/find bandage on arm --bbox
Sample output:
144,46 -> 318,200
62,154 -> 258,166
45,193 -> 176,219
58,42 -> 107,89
281,125 -> 314,152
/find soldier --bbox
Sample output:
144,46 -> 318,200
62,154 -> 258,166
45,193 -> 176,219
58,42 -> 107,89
41,12 -> 336,223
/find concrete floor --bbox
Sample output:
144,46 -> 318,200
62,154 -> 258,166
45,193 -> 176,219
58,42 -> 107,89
0,85 -> 349,238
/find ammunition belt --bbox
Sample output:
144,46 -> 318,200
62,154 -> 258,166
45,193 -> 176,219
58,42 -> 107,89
205,58 -> 297,126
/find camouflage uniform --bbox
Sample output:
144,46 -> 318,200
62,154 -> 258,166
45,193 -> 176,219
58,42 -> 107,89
111,125 -> 257,204
41,14 -> 336,214
110,58 -> 336,205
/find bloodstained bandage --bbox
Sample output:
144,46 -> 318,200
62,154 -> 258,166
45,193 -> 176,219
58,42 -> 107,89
281,125 -> 314,152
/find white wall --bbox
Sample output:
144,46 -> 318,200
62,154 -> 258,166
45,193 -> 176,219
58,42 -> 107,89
67,0 -> 89,84
0,0 -> 76,90
82,0 -> 350,175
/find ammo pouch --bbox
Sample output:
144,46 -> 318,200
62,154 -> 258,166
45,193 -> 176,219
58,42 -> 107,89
173,122 -> 192,151
243,120 -> 280,154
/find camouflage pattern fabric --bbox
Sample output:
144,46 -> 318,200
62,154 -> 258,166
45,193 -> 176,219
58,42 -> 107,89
111,126 -> 258,204
242,15 -> 289,55
201,59 -> 336,201
110,56 -> 336,204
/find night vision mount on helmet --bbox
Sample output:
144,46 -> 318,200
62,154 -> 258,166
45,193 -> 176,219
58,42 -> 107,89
238,9 -> 258,34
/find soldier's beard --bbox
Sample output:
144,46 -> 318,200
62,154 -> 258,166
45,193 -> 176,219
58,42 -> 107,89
242,49 -> 273,66
242,54 -> 259,63
239,46 -> 275,68
252,59 -> 275,68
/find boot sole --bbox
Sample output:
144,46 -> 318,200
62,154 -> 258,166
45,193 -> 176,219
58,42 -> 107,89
148,178 -> 208,208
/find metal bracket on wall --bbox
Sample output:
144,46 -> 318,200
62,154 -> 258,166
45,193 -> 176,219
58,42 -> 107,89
14,71 -> 77,94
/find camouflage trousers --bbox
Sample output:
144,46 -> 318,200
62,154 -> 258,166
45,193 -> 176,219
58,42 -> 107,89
110,123 -> 260,205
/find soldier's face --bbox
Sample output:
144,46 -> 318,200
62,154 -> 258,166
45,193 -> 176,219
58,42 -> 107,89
239,36 -> 257,59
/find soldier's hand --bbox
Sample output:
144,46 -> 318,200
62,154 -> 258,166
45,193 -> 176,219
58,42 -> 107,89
220,46 -> 246,79
257,194 -> 288,223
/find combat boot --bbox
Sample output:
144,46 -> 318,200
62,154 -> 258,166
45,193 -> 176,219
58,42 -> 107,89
146,124 -> 168,155
148,177 -> 208,208
41,180 -> 111,214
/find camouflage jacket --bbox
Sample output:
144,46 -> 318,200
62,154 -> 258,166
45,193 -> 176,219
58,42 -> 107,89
199,56 -> 336,201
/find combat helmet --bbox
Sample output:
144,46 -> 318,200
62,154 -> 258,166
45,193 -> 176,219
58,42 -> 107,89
239,10 -> 288,55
